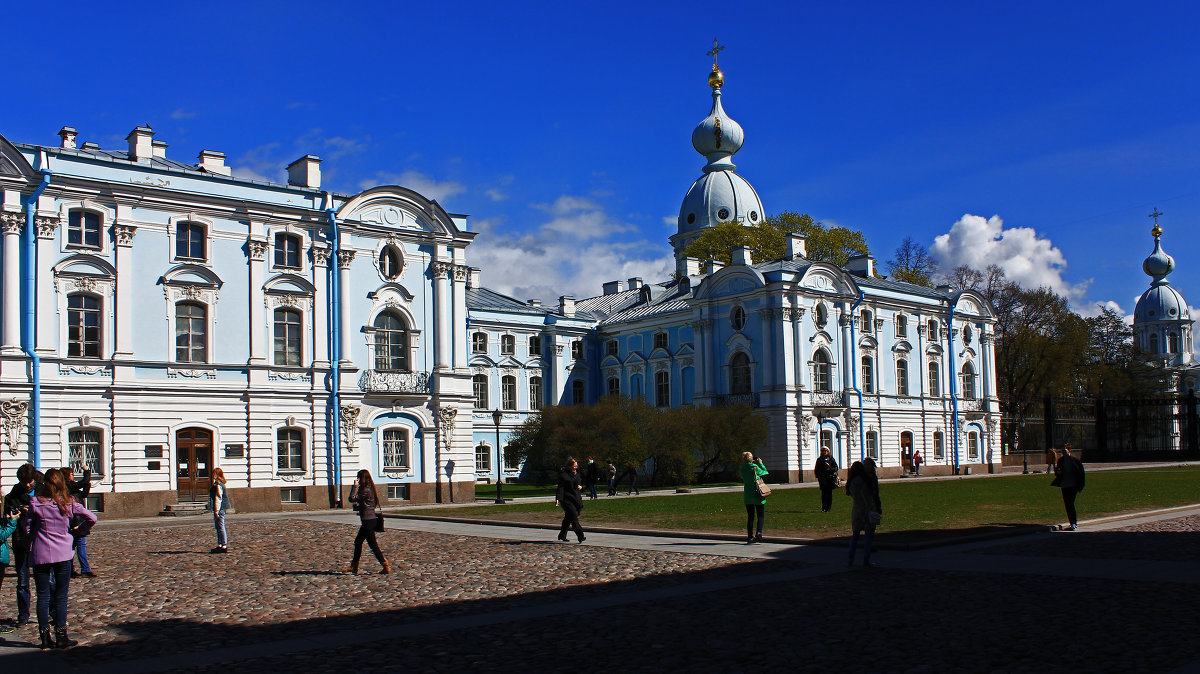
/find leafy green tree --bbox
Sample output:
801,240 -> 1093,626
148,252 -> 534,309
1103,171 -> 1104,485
682,211 -> 871,268
1080,306 -> 1169,396
887,236 -> 935,287
689,403 -> 769,482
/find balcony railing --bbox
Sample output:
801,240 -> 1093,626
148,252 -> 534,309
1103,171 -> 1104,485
715,393 -> 759,407
810,390 -> 845,407
358,370 -> 431,394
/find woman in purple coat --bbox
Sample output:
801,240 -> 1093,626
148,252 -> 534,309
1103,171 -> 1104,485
28,468 -> 97,650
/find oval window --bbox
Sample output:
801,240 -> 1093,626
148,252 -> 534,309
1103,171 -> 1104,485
379,246 -> 402,279
687,213 -> 696,225
731,306 -> 746,331
717,208 -> 730,220
749,211 -> 759,222
1170,308 -> 1177,316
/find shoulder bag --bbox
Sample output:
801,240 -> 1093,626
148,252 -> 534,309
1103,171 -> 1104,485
374,511 -> 385,532
755,477 -> 772,499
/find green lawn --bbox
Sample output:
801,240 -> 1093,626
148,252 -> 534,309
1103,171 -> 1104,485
473,481 -> 741,499
433,466 -> 1200,544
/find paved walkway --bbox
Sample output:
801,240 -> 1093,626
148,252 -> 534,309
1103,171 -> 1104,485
0,498 -> 1198,673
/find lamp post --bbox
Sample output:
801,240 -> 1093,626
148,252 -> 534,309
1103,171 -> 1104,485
491,409 -> 505,504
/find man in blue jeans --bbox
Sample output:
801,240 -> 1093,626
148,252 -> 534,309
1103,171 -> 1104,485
3,464 -> 38,626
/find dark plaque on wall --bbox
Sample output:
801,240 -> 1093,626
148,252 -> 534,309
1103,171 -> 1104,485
224,444 -> 245,458
144,445 -> 164,458
147,461 -> 161,471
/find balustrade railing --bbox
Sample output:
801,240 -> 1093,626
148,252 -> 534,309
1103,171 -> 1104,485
358,370 -> 432,394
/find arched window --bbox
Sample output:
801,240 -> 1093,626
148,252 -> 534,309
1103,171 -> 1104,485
176,222 -> 206,261
1169,333 -> 1180,354
896,359 -> 909,396
276,428 -> 305,471
67,294 -> 102,358
373,311 -> 409,371
860,309 -> 873,333
731,352 -> 752,394
501,375 -> 517,410
472,332 -> 488,354
928,319 -> 939,341
928,361 -> 940,397
472,374 -> 489,409
861,355 -> 874,394
378,246 -> 402,279
1149,333 -> 1159,354
655,370 -> 670,407
866,431 -> 879,460
813,349 -> 832,392
67,210 -> 101,249
529,376 -> 543,410
730,305 -> 747,331
896,314 -> 908,338
500,334 -> 516,355
273,309 -> 302,366
175,302 -> 207,363
571,379 -> 585,405
68,427 -> 103,475
274,232 -> 301,269
382,428 -> 409,470
961,362 -> 977,399
475,443 -> 491,473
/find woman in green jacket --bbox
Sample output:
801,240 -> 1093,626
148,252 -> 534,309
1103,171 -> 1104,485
740,451 -> 769,543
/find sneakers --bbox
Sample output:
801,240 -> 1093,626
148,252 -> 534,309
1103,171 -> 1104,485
0,624 -> 14,635
754,533 -> 763,543
1068,523 -> 1078,531
82,571 -> 97,578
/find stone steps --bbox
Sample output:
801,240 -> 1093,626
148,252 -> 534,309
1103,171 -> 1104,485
159,501 -> 208,517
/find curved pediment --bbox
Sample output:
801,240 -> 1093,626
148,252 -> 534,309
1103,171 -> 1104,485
337,186 -> 461,237
368,283 -> 414,304
695,267 -> 765,299
54,254 -> 116,278
952,290 -> 993,319
798,263 -> 856,295
264,274 -> 315,294
892,339 -> 913,353
0,134 -> 35,179
161,263 -> 222,288
601,354 -> 622,367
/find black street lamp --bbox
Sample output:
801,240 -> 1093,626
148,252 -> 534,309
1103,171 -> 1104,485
491,409 -> 505,504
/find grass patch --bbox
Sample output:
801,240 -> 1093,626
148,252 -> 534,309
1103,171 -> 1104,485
434,466 -> 1200,541
474,481 -> 741,499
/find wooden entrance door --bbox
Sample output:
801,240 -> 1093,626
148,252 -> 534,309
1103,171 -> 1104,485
900,431 -> 914,473
177,428 -> 213,502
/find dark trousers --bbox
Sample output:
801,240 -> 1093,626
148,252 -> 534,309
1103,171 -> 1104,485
819,486 -> 834,512
352,520 -> 385,566
14,546 -> 30,622
745,503 -> 765,538
849,526 -> 876,564
33,560 -> 70,630
1061,487 -> 1080,525
608,478 -> 616,496
587,481 -> 598,499
559,502 -> 584,541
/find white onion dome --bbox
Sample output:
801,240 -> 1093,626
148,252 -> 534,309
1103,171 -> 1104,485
1135,223 -> 1189,323
677,65 -> 765,236
1142,225 -> 1175,282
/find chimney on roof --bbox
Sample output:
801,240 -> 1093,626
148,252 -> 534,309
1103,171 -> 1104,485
57,127 -> 77,149
81,142 -> 101,150
602,280 -> 624,295
847,254 -> 874,278
704,260 -> 725,274
151,140 -> 168,159
287,155 -> 321,189
731,246 -> 753,266
785,233 -> 807,260
125,126 -> 155,161
682,257 -> 702,277
467,267 -> 481,289
528,298 -> 542,307
559,295 -> 576,317
196,150 -> 231,176
626,277 -> 643,290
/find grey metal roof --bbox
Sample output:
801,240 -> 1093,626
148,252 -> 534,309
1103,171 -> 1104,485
466,287 -> 549,315
576,288 -> 642,317
854,274 -> 952,300
599,283 -> 694,326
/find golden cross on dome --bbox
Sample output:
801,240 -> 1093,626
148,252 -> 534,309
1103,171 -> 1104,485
1149,208 -> 1163,223
706,39 -> 725,70
1149,208 -> 1163,237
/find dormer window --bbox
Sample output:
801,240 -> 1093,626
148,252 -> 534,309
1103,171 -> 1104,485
67,210 -> 101,249
274,232 -> 301,269
176,222 -> 206,262
379,246 -> 402,279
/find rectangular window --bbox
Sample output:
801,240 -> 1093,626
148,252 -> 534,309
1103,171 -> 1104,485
176,222 -> 206,261
175,302 -> 208,363
928,362 -> 940,397
653,332 -> 668,350
69,428 -> 102,475
386,484 -> 409,500
280,487 -> 306,503
606,340 -> 619,357
274,233 -> 301,269
896,360 -> 909,396
528,335 -> 541,357
968,433 -> 979,459
67,294 -> 102,358
933,432 -> 944,460
500,335 -> 515,355
896,314 -> 908,338
866,432 -> 879,460
501,375 -> 517,410
273,309 -> 302,366
473,375 -> 489,409
476,443 -> 492,472
571,379 -> 585,405
928,320 -> 940,341
472,332 -> 488,354
655,371 -> 670,407
67,211 -> 101,249
607,377 -> 620,397
277,428 -> 305,471
503,444 -> 520,471
571,340 -> 583,360
383,429 -> 409,470
529,376 -> 542,410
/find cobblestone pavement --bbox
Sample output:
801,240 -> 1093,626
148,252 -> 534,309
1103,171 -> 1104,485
1,510 -> 1199,673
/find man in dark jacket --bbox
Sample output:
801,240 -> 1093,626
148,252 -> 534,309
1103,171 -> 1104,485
1052,444 -> 1086,530
3,463 -> 37,625
583,457 -> 599,500
65,464 -> 94,578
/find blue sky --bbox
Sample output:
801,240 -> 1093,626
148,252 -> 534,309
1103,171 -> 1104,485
7,1 -> 1199,316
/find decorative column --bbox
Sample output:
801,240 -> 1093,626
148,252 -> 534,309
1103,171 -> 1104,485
839,311 -> 853,390
548,340 -> 562,404
980,331 -> 995,401
452,264 -> 469,369
336,250 -> 355,363
311,247 -> 330,367
247,238 -> 268,364
112,224 -> 136,359
697,319 -> 715,395
1,213 -> 24,354
758,308 -> 776,391
431,261 -> 452,370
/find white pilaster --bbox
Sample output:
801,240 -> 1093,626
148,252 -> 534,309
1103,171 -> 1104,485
1,213 -> 23,354
452,264 -> 468,369
248,238 -> 267,364
112,223 -> 136,358
311,246 -> 330,367
337,250 -> 355,363
432,261 -> 452,370
758,308 -> 775,390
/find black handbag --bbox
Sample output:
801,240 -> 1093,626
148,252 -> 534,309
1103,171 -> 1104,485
69,512 -> 95,539
374,513 -> 384,532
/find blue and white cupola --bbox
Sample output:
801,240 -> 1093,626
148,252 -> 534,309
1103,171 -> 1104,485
1133,218 -> 1194,366
671,55 -> 766,271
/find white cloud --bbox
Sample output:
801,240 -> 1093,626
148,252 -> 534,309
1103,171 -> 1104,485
170,109 -> 196,120
466,195 -> 674,302
930,214 -> 1090,303
662,215 -> 677,227
358,170 -> 466,203
485,189 -> 507,201
230,142 -> 284,183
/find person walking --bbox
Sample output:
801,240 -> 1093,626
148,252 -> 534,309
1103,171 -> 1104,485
208,467 -> 231,554
741,452 -> 769,543
846,458 -> 883,568
911,450 -> 923,477
1051,444 -> 1086,530
63,465 -> 95,577
3,463 -> 37,627
344,470 -> 390,574
584,456 -> 599,500
813,447 -> 839,513
555,459 -> 586,543
624,463 -> 640,495
0,507 -> 20,636
29,468 -> 97,650
606,461 -> 617,497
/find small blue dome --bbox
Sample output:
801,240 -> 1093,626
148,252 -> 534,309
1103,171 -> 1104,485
1134,284 -> 1190,323
1143,236 -> 1175,280
678,169 -> 765,234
